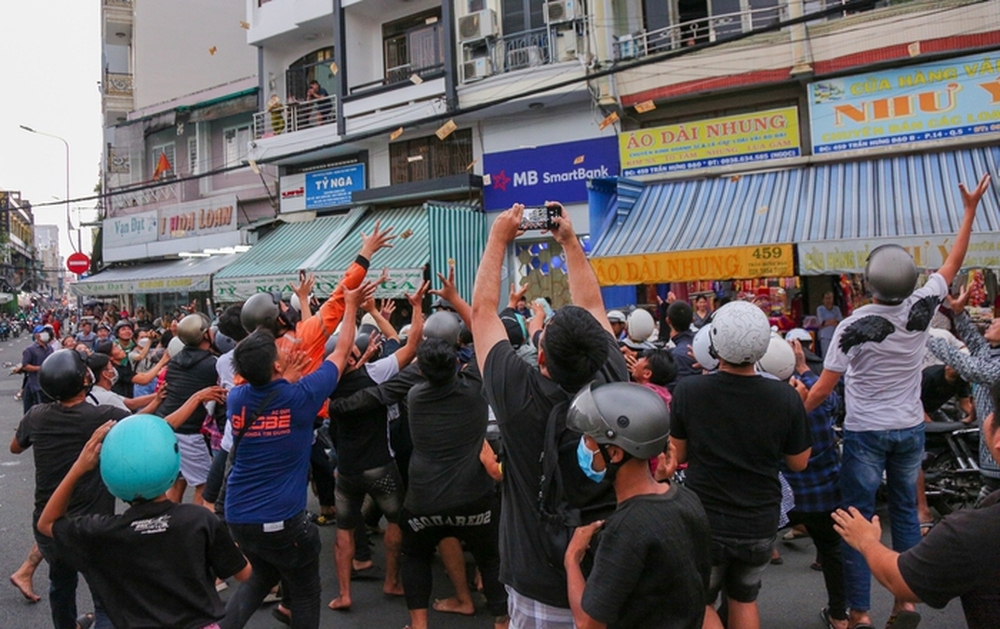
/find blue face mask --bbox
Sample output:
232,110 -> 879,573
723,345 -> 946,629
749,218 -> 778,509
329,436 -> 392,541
576,436 -> 606,483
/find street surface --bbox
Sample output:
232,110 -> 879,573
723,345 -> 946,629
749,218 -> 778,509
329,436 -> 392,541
0,337 -> 967,628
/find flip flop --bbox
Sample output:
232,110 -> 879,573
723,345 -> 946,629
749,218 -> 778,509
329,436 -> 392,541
76,613 -> 95,629
919,522 -> 934,536
271,607 -> 291,626
885,610 -> 921,629
351,564 -> 384,581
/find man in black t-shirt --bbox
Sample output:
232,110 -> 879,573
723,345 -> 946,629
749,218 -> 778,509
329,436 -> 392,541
565,382 -> 714,629
11,350 -> 130,629
472,202 -> 627,627
833,399 -> 1000,629
670,301 -> 811,629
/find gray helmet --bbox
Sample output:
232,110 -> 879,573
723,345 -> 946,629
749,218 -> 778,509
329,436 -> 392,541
241,293 -> 280,333
567,382 -> 670,459
177,313 -> 210,347
39,349 -> 90,401
214,330 -> 237,354
865,244 -> 918,305
423,312 -> 461,348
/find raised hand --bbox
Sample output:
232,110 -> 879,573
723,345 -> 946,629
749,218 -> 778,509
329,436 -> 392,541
508,282 -> 530,309
75,421 -> 116,472
345,281 -> 378,311
430,262 -> 459,304
360,221 -> 396,259
959,174 -> 991,212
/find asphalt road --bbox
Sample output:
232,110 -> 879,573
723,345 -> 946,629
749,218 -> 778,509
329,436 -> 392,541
0,336 -> 968,628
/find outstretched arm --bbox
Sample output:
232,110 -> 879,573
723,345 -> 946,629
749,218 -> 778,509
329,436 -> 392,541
548,203 -> 612,335
328,281 -> 377,375
388,281 -> 429,370
939,174 -> 991,285
472,204 -> 524,374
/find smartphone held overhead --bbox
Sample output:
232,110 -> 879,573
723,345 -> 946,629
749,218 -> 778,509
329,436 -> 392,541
519,203 -> 562,231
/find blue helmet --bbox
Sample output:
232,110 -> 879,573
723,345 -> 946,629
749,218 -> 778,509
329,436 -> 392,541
100,415 -> 180,502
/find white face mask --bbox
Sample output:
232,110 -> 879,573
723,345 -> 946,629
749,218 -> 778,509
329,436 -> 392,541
39,332 -> 51,343
107,368 -> 119,386
138,337 -> 150,348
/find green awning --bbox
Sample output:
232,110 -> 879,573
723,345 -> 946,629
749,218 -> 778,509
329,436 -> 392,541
73,253 -> 241,297
213,209 -> 364,302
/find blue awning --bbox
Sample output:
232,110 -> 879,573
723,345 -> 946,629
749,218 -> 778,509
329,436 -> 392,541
590,146 -> 1000,276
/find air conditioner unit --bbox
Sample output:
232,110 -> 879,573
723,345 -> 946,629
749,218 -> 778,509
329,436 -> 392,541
554,30 -> 579,62
506,45 -> 544,70
462,57 -> 493,82
458,9 -> 498,42
544,0 -> 577,24
617,33 -> 638,60
467,0 -> 486,12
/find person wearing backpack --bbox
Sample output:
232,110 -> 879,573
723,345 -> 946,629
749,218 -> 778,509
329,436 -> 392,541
472,202 -> 627,628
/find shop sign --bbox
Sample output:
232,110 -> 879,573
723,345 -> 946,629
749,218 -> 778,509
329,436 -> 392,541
619,107 -> 801,177
799,233 -> 1000,275
305,164 -> 366,210
590,244 -> 794,285
158,195 -> 237,240
74,275 -> 211,297
103,211 -> 158,248
809,51 -> 1000,155
214,268 -> 424,302
483,137 -> 620,211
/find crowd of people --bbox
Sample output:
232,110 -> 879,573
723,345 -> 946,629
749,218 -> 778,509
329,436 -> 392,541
5,175 -> 1000,629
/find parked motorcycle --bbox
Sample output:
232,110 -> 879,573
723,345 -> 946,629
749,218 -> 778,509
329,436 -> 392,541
923,420 -> 982,515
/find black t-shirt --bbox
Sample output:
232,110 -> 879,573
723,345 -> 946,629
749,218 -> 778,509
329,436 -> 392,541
483,335 -> 627,608
583,485 -> 712,629
405,359 -> 493,513
671,372 -> 811,539
897,490 -> 1000,629
111,358 -> 136,398
331,367 -> 393,476
16,401 -> 130,517
156,348 -> 218,434
52,500 -> 247,629
920,365 -> 971,415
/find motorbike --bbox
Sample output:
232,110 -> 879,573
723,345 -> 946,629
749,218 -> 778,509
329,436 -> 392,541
922,419 -> 982,515
0,321 -> 9,342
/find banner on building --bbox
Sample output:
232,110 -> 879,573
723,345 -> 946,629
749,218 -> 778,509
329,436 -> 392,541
158,195 -> 238,240
483,137 -> 619,211
590,243 -> 794,285
799,233 -> 1000,275
103,211 -> 159,248
809,51 -> 1000,155
214,268 -> 424,302
618,107 -> 801,177
305,163 -> 366,210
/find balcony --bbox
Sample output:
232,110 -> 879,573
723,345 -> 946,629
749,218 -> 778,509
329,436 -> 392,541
252,93 -> 337,139
102,72 -> 134,125
108,181 -> 178,215
460,17 -> 590,84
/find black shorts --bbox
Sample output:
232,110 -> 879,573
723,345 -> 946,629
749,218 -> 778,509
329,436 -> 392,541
707,534 -> 775,603
335,461 -> 404,529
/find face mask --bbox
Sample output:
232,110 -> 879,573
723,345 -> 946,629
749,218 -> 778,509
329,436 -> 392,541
39,332 -> 51,343
108,369 -> 119,386
138,337 -> 150,348
576,436 -> 606,483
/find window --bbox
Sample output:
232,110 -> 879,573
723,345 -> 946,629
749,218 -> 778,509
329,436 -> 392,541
150,143 -> 175,180
224,125 -> 251,168
188,136 -> 199,175
383,10 -> 444,83
389,129 -> 473,184
501,0 -> 546,36
286,48 -> 335,102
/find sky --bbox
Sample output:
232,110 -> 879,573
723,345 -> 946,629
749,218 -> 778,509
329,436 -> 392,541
0,1 -> 102,263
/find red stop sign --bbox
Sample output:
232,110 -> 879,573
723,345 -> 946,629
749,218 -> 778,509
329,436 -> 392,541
67,252 -> 91,275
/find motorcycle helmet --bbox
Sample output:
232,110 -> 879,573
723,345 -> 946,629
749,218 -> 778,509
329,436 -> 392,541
567,382 -> 670,460
39,349 -> 91,401
423,312 -> 462,348
756,331 -> 797,381
241,293 -> 280,333
709,301 -> 771,365
100,414 -> 180,503
176,313 -> 210,347
865,244 -> 918,305
167,335 -> 185,358
627,309 -> 655,343
692,324 -> 719,371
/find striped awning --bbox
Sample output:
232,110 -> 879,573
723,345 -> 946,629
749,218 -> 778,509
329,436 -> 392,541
213,209 -> 365,302
72,253 -> 241,297
590,146 -> 1000,282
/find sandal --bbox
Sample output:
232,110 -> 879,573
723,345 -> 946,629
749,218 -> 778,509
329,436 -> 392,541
271,606 -> 291,626
919,521 -> 934,536
885,610 -> 921,629
76,613 -> 95,629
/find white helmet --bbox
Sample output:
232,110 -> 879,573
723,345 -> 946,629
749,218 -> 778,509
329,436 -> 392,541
709,301 -> 771,365
627,309 -> 655,342
607,310 -> 627,324
692,324 -> 719,371
785,328 -> 813,345
756,332 -> 796,381
167,335 -> 185,358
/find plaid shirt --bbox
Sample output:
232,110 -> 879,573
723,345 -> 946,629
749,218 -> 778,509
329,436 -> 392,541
781,369 -> 841,514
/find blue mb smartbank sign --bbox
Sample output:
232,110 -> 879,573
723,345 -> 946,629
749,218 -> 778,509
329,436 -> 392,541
305,163 -> 366,209
483,137 -> 619,211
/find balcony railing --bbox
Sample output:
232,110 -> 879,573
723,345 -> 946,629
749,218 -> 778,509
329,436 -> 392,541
613,5 -> 786,60
252,94 -> 337,139
350,63 -> 446,95
103,0 -> 132,7
109,181 -> 177,214
104,72 -> 133,97
461,17 -> 589,84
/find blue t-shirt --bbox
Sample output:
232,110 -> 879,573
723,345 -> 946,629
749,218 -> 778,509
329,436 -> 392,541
224,361 -> 339,524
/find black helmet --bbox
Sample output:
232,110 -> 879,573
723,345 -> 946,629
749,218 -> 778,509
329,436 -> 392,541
567,382 -> 670,459
423,312 -> 461,348
865,244 -> 918,305
241,293 -> 280,333
177,313 -> 210,347
39,350 -> 90,401
113,319 -> 134,335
